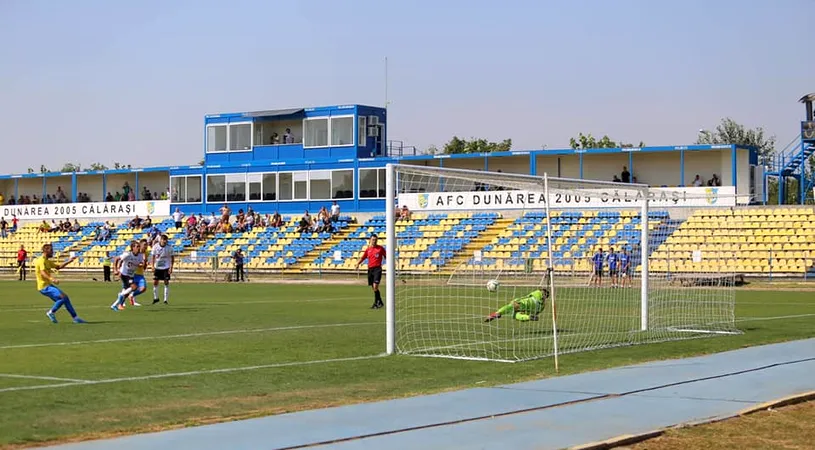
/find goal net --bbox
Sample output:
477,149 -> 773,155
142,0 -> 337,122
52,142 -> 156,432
384,164 -> 740,363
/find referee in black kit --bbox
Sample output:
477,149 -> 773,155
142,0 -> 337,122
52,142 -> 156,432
356,234 -> 387,309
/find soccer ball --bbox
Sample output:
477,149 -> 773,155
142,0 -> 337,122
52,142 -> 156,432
486,280 -> 500,292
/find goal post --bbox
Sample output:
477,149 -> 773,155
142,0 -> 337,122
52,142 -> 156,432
384,164 -> 739,363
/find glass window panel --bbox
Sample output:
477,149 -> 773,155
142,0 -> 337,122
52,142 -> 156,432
294,178 -> 308,200
359,169 -> 378,198
225,174 -> 245,202
207,175 -> 226,203
186,176 -> 202,203
279,173 -> 293,201
331,169 -> 353,199
310,171 -> 331,200
304,118 -> 328,148
170,177 -> 185,203
378,168 -> 386,197
207,125 -> 227,152
331,116 -> 354,146
262,173 -> 277,201
358,117 -> 367,148
229,123 -> 252,151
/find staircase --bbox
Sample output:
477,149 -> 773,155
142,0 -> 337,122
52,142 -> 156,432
442,217 -> 515,270
774,143 -> 815,176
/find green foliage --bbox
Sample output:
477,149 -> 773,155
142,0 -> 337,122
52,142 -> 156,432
60,163 -> 82,172
442,137 -> 512,154
569,133 -> 644,150
695,118 -> 776,159
88,162 -> 108,171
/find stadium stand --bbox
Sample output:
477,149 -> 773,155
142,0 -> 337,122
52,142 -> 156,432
304,212 -> 502,272
4,207 -> 813,278
650,206 -> 815,275
176,215 -> 355,271
456,210 -> 668,273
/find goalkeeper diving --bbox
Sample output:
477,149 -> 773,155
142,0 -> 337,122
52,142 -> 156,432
484,288 -> 550,322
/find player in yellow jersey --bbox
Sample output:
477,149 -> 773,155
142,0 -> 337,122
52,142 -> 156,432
35,243 -> 85,324
124,238 -> 150,307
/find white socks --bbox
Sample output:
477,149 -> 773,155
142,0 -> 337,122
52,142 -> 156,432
164,285 -> 169,303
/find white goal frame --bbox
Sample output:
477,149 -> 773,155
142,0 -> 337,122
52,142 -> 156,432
383,163 -> 736,363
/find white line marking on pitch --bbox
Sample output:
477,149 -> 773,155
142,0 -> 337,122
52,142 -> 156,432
736,313 -> 815,322
2,295 -> 362,313
0,354 -> 385,394
0,373 -> 89,383
0,322 -> 382,351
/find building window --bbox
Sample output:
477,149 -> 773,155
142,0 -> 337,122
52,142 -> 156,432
293,172 -> 308,200
304,118 -> 329,148
247,173 -> 262,201
186,176 -> 202,203
331,116 -> 354,146
207,125 -> 227,152
226,174 -> 246,201
279,173 -> 293,201
262,173 -> 277,201
358,116 -> 367,148
229,123 -> 252,151
170,176 -> 202,203
207,175 -> 226,203
309,171 -> 331,200
332,169 -> 353,199
359,168 -> 385,198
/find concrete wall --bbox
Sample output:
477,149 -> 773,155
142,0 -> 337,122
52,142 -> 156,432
685,149 -> 727,186
632,152 -> 681,186
582,153 -> 629,183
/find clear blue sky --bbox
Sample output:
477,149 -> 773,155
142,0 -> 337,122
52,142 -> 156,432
1,0 -> 812,173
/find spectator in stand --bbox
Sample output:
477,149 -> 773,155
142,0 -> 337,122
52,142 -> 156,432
141,216 -> 152,230
283,128 -> 294,144
173,208 -> 184,229
220,204 -> 231,222
106,192 -> 114,202
17,244 -> 27,281
692,175 -> 703,187
708,174 -> 721,186
11,215 -> 18,232
0,217 -> 7,239
297,214 -> 310,233
129,216 -> 143,229
621,166 -> 631,183
398,205 -> 411,221
0,192 -> 4,205
71,220 -> 81,232
271,212 -> 283,228
38,220 -> 50,233
331,201 -> 341,222
122,182 -> 131,199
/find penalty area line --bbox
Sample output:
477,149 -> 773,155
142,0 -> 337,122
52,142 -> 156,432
736,313 -> 815,323
0,373 -> 90,383
0,322 -> 382,350
0,354 -> 385,394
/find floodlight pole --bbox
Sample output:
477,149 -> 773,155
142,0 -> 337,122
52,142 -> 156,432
385,163 -> 396,355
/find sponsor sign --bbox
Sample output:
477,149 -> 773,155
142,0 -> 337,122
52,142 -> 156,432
399,187 -> 736,211
0,200 -> 171,221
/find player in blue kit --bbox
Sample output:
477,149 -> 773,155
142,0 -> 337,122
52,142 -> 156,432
607,247 -> 619,288
590,248 -> 604,286
619,249 -> 632,288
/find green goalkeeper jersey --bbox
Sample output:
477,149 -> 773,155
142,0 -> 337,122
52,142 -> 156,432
514,290 -> 544,315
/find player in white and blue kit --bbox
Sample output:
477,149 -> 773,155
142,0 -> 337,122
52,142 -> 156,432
111,241 -> 142,311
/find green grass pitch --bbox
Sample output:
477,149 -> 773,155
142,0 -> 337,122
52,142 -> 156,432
0,280 -> 813,448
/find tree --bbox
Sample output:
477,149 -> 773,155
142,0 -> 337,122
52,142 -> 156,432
39,165 -> 49,174
695,118 -> 776,162
89,162 -> 108,171
113,162 -> 132,170
27,168 -> 34,174
425,145 -> 439,155
442,137 -> 512,154
60,163 -> 82,172
569,133 -> 645,150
